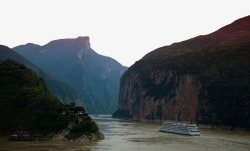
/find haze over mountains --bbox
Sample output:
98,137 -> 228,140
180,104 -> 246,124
0,45 -> 82,105
115,15 -> 250,129
0,59 -> 102,139
1,13 -> 249,129
14,37 -> 127,113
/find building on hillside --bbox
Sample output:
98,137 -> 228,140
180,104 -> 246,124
61,103 -> 86,115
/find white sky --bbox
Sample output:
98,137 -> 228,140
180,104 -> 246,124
1,0 -> 250,67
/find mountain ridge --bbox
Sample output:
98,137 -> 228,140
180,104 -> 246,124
0,45 -> 83,105
14,37 -> 127,113
143,15 -> 250,60
116,15 -> 250,129
0,59 -> 102,140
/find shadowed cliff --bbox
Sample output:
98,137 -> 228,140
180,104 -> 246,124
115,15 -> 250,129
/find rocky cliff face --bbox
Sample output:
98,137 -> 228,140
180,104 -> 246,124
119,70 -> 201,121
116,15 -> 250,128
14,37 -> 127,114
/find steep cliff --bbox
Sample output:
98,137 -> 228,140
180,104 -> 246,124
14,37 -> 127,113
115,15 -> 250,129
117,69 -> 201,122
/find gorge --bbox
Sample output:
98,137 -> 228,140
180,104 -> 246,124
114,15 -> 250,129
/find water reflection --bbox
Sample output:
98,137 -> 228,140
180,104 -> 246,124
0,115 -> 250,151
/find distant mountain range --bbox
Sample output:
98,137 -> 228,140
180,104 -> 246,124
14,37 -> 127,113
115,15 -> 250,129
0,45 -> 83,105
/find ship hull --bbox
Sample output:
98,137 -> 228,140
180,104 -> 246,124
159,129 -> 200,136
159,122 -> 200,136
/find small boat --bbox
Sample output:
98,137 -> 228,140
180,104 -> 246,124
8,134 -> 35,141
159,122 -> 200,136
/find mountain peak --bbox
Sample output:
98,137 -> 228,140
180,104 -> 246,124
76,36 -> 90,49
25,43 -> 41,47
13,37 -> 128,114
12,43 -> 41,50
44,36 -> 91,50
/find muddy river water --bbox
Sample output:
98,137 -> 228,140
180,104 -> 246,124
1,115 -> 250,151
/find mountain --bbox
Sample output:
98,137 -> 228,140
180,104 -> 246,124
0,45 -> 83,105
144,15 -> 250,59
0,59 -> 69,134
14,37 -> 127,113
0,60 -> 102,140
114,15 -> 250,129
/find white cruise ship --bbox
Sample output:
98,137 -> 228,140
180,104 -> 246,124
159,122 -> 200,136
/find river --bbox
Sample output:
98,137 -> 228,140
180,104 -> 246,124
1,115 -> 250,151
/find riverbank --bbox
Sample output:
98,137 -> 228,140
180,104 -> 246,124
0,131 -> 104,142
1,116 -> 250,151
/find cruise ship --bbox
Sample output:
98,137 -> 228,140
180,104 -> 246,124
159,122 -> 200,136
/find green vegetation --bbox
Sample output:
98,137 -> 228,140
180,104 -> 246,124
156,43 -> 250,129
126,42 -> 250,129
0,60 -> 100,137
0,60 -> 70,135
0,45 -> 84,105
66,115 -> 99,139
